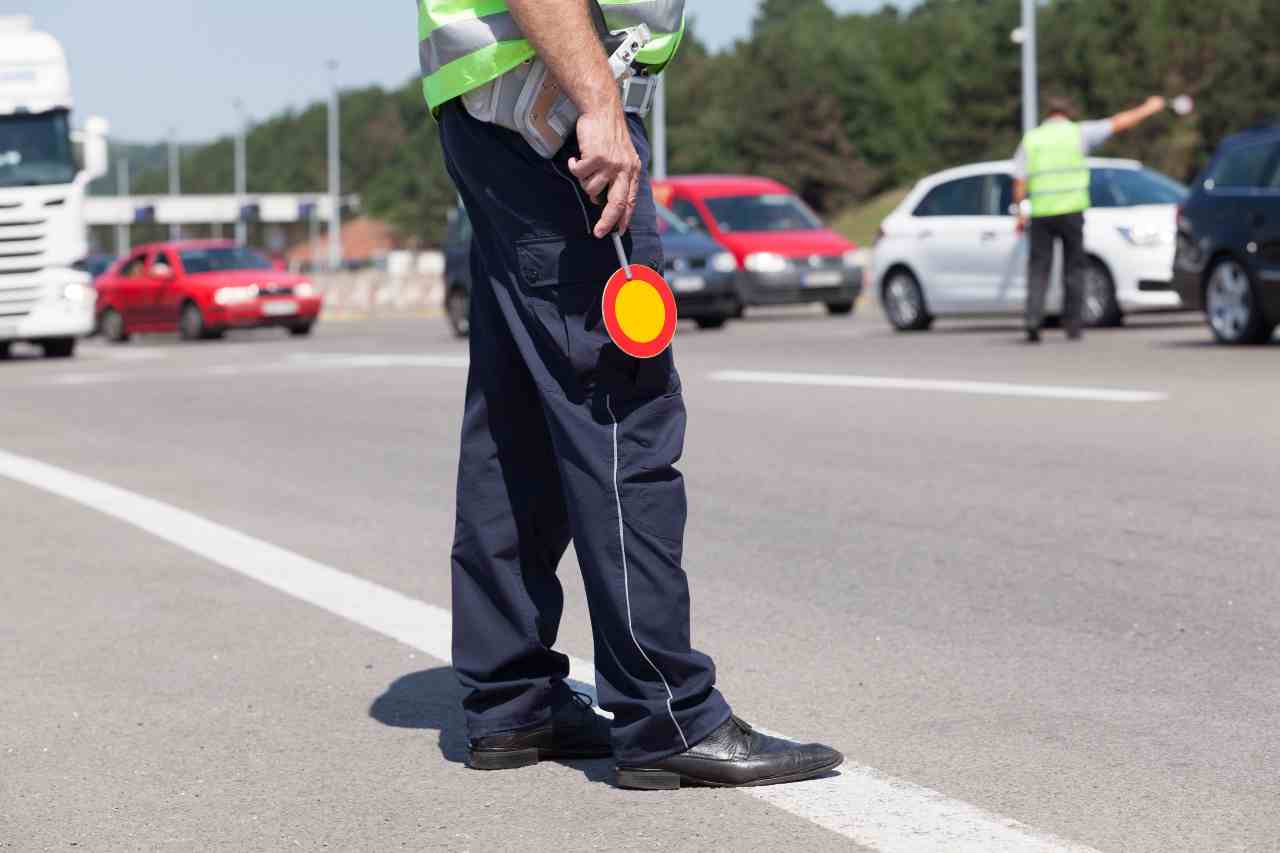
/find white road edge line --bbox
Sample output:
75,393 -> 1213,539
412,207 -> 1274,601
0,447 -> 1104,853
711,370 -> 1168,404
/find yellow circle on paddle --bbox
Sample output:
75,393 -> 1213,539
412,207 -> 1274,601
615,280 -> 666,344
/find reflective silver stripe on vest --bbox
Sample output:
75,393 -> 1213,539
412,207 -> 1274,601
420,0 -> 683,75
419,10 -> 524,76
601,0 -> 684,33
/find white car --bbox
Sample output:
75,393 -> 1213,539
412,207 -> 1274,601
870,159 -> 1188,331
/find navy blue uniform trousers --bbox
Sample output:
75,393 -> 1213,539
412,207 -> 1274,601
439,102 -> 731,766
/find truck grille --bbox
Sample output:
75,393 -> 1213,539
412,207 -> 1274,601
0,211 -> 48,321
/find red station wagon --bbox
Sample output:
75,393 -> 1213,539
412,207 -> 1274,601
653,176 -> 864,315
95,241 -> 322,342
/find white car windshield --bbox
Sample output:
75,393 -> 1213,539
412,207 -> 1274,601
1090,168 -> 1188,208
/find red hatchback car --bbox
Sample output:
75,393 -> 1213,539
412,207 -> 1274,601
653,176 -> 863,315
95,241 -> 322,342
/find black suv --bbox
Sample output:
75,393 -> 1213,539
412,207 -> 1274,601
1174,126 -> 1280,344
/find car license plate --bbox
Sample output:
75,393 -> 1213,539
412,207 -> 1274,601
803,270 -> 843,288
671,275 -> 706,293
262,300 -> 298,317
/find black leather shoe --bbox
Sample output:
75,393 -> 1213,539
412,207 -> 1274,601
614,716 -> 842,790
467,692 -> 611,771
1026,329 -> 1042,344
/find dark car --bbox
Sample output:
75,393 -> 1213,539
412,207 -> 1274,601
78,253 -> 116,282
1173,125 -> 1280,344
443,204 -> 741,338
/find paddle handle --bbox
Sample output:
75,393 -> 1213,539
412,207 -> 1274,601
612,232 -> 633,280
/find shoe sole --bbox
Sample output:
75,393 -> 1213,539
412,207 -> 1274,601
614,755 -> 844,791
467,747 -> 612,771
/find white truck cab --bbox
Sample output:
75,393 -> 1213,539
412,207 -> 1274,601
0,15 -> 108,359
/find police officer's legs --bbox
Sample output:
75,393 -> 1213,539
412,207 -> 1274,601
440,101 -> 840,787
1059,212 -> 1087,339
439,103 -> 729,765
1025,216 -> 1056,339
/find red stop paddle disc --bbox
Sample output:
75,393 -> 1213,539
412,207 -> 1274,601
602,264 -> 678,359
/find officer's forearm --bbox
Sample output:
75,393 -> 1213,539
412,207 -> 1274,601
507,0 -> 621,116
1110,97 -> 1165,133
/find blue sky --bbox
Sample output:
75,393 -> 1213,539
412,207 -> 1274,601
10,1 -> 901,143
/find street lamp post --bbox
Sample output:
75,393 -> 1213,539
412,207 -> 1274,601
233,99 -> 249,246
653,74 -> 667,181
168,128 -> 181,241
326,60 -> 342,272
1020,0 -> 1038,135
116,157 -> 130,256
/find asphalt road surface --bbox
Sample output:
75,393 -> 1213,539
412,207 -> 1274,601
3,306 -> 1277,852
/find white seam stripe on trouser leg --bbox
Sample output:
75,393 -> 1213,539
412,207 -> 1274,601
607,395 -> 690,751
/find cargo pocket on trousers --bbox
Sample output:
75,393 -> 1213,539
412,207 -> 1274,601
515,231 -> 663,386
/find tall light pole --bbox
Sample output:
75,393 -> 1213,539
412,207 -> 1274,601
116,157 -> 131,256
233,99 -> 249,246
653,74 -> 668,180
326,60 -> 342,272
1020,0 -> 1038,135
168,128 -> 182,240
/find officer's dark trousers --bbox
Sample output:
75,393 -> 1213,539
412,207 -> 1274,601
438,102 -> 731,766
1026,212 -> 1086,335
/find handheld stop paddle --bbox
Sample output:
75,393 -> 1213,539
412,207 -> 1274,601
603,232 -> 678,359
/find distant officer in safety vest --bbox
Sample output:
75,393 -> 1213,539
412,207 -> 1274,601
418,0 -> 842,789
1013,95 -> 1166,342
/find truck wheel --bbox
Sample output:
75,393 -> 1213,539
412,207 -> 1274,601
0,341 -> 11,359
41,338 -> 77,359
100,308 -> 129,343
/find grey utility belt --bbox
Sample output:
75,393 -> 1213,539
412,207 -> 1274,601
461,25 -> 656,159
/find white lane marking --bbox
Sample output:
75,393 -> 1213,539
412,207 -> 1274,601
605,395 -> 689,751
712,370 -> 1167,404
45,371 -> 131,386
0,448 -> 1104,853
23,353 -> 470,387
286,353 -> 470,370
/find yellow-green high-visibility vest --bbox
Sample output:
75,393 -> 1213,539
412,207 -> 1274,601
1025,121 -> 1091,218
418,0 -> 686,112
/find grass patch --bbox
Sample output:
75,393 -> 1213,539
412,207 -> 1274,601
831,187 -> 911,247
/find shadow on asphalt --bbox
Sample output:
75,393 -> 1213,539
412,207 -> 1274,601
368,667 -> 613,785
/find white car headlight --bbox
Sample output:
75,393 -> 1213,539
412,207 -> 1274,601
214,285 -> 260,306
843,249 -> 867,270
1117,225 -> 1170,247
294,281 -> 316,298
709,252 -> 738,274
61,283 -> 94,303
744,252 -> 790,274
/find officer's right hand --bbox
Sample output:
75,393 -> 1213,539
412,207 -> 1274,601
569,108 -> 642,238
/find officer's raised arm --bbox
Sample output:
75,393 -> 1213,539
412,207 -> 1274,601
507,0 -> 642,237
